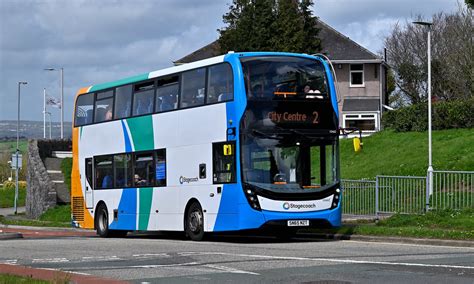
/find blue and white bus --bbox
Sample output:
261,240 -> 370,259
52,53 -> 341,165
71,52 -> 341,240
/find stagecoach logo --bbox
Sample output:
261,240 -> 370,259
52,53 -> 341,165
282,202 -> 316,210
179,176 -> 199,184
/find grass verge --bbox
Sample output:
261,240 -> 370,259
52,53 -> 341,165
0,187 -> 26,208
0,274 -> 49,284
0,205 -> 71,228
339,128 -> 474,179
310,209 -> 474,240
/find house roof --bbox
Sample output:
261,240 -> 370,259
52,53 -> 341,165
174,19 -> 382,64
343,98 -> 380,112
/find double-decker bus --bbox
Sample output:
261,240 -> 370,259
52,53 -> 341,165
71,52 -> 341,240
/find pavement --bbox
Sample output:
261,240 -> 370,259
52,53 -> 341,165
0,206 -> 25,216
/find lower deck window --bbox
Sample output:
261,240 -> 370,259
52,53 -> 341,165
91,149 -> 166,189
134,152 -> 155,187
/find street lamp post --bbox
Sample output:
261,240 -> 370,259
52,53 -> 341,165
43,88 -> 46,139
413,21 -> 433,208
45,111 -> 52,139
44,67 -> 64,139
15,81 -> 27,214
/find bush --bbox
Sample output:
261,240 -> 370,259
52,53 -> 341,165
383,98 -> 474,132
1,180 -> 26,191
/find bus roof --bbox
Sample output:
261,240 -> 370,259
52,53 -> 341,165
76,52 -> 322,96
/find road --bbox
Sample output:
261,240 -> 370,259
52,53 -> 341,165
1,233 -> 473,283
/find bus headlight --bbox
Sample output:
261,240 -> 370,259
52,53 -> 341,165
243,184 -> 261,211
330,189 -> 341,209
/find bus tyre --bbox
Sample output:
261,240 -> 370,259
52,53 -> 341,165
96,203 -> 111,238
185,202 -> 205,241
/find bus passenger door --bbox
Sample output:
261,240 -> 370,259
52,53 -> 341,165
85,158 -> 94,209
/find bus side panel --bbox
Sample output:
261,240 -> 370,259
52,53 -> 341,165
108,188 -> 137,230
78,120 -> 128,229
72,126 -> 94,229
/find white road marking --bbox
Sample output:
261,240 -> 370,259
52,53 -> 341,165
37,267 -> 91,276
32,258 -> 69,263
1,260 -> 18,264
129,262 -> 200,269
132,253 -> 170,258
345,240 -> 474,250
179,252 -> 474,270
81,256 -> 120,261
203,264 -> 260,275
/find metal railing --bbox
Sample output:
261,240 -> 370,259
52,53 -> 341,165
341,179 -> 376,216
341,171 -> 473,217
431,170 -> 474,210
376,175 -> 427,215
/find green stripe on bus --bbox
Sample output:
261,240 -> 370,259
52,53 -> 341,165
126,116 -> 154,151
138,187 -> 153,230
89,73 -> 150,92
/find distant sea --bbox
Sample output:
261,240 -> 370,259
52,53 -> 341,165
0,120 -> 72,140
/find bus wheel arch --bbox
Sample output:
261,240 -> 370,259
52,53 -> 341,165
95,201 -> 110,237
184,199 -> 205,241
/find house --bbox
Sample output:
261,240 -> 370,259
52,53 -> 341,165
175,20 -> 389,132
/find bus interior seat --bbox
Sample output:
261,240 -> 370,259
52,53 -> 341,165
86,109 -> 93,124
95,107 -> 106,122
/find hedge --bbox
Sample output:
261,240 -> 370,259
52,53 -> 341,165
382,98 -> 474,132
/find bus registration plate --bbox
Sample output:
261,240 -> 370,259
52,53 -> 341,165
287,220 -> 309,227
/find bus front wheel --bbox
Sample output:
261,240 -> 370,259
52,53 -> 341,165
185,202 -> 205,241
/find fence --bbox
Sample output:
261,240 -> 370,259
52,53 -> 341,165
341,170 -> 474,217
341,180 -> 376,215
377,176 -> 426,215
431,170 -> 474,210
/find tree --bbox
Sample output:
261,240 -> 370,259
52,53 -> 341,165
218,0 -> 321,54
384,4 -> 473,106
466,0 -> 473,9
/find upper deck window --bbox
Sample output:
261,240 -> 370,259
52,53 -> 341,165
180,68 -> 206,108
132,81 -> 155,116
207,64 -> 233,104
94,90 -> 114,123
75,92 -> 94,126
156,76 -> 179,112
114,85 -> 132,119
240,56 -> 328,100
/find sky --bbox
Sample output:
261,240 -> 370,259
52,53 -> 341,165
0,0 -> 461,122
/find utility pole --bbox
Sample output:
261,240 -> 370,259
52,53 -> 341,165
15,81 -> 27,214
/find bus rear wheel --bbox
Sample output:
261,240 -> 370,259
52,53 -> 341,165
185,202 -> 205,241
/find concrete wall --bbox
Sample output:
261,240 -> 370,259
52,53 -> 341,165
26,140 -> 57,219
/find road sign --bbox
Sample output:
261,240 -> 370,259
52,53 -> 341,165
11,154 -> 22,169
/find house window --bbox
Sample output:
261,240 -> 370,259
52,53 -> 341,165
343,113 -> 377,131
350,64 -> 364,87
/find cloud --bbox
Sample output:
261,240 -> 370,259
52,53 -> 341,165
314,0 -> 460,53
0,0 -> 461,123
0,0 -> 227,121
